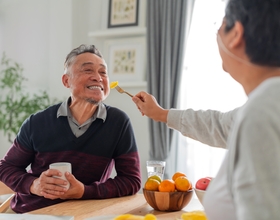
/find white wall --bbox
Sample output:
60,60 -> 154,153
0,0 -> 150,188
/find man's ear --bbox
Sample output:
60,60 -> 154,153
228,21 -> 244,49
62,74 -> 70,88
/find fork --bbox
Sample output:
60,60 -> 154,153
115,85 -> 134,97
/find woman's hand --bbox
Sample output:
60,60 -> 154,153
132,91 -> 169,123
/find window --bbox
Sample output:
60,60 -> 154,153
178,0 -> 247,183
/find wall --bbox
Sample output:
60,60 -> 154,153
0,0 -> 150,188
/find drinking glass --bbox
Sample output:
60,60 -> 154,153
146,160 -> 166,180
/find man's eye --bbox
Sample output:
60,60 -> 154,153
84,69 -> 93,73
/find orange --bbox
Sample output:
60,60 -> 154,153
172,171 -> 187,182
175,176 -> 191,192
110,81 -> 119,89
158,179 -> 176,192
189,181 -> 193,190
144,178 -> 160,191
114,214 -> 135,220
181,211 -> 207,220
144,214 -> 157,220
114,214 -> 145,220
148,175 -> 162,183
114,214 -> 157,220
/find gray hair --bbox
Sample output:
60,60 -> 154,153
64,44 -> 103,74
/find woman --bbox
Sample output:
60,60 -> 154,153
133,0 -> 280,219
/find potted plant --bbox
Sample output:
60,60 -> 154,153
0,53 -> 55,143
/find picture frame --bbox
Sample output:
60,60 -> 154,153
108,0 -> 139,28
103,37 -> 146,83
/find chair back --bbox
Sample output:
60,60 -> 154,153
0,193 -> 14,213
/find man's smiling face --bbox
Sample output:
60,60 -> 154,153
63,52 -> 109,105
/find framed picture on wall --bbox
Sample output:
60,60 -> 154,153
104,37 -> 146,83
108,0 -> 139,28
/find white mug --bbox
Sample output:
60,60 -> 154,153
49,162 -> 72,189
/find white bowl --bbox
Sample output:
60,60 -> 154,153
194,188 -> 206,205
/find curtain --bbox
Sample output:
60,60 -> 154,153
146,0 -> 195,174
178,0 -> 246,183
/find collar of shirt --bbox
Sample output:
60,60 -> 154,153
57,97 -> 107,123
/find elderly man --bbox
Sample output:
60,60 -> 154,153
0,44 -> 141,213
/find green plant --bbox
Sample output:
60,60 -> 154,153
0,53 -> 53,143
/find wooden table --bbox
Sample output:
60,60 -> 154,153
0,182 -> 13,195
29,194 -> 203,220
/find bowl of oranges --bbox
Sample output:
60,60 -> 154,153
143,172 -> 193,212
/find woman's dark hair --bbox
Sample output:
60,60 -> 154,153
224,0 -> 280,66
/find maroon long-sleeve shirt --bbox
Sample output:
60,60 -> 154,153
0,103 -> 141,213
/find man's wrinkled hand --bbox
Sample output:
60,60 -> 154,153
30,169 -> 68,200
